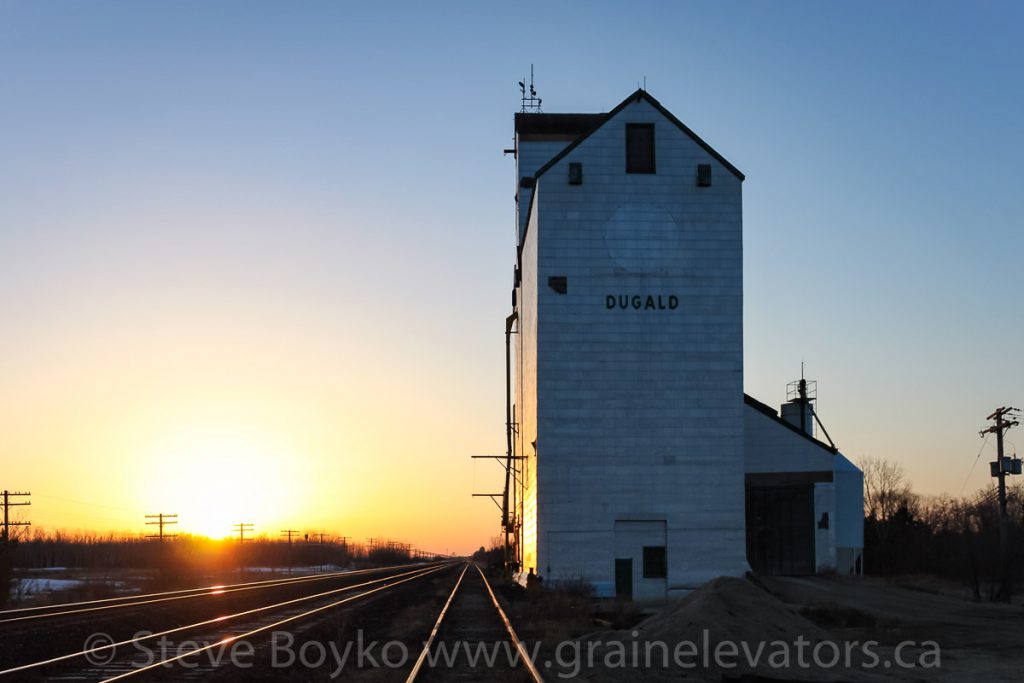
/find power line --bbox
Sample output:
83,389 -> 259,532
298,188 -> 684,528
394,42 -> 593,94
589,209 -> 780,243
960,433 -> 991,495
34,493 -> 142,514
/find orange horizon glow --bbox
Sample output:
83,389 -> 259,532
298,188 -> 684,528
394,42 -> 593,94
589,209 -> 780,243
3,319 -> 506,555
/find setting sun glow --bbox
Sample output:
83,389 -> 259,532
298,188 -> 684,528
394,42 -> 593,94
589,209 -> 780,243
141,427 -> 303,539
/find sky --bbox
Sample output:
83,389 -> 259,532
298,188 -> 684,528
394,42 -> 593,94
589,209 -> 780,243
1,1 -> 1021,552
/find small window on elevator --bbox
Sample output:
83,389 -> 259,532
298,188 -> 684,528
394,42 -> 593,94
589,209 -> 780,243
626,123 -> 656,174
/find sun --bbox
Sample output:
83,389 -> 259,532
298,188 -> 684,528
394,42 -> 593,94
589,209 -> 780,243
142,426 -> 300,539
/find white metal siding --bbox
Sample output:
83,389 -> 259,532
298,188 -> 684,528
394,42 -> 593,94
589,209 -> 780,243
530,98 -> 748,591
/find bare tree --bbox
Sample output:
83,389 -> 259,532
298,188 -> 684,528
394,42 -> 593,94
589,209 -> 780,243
859,456 -> 915,521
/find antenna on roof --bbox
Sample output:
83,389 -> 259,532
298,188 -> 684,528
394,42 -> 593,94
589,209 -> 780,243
520,64 -> 542,113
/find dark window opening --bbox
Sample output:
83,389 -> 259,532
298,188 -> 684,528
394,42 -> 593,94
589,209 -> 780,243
626,123 -> 656,174
548,276 -> 567,294
568,162 -> 583,185
642,546 -> 667,579
697,163 -> 712,187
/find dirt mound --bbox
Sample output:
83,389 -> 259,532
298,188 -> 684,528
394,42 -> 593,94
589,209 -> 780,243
568,576 -> 884,682
637,575 -> 832,645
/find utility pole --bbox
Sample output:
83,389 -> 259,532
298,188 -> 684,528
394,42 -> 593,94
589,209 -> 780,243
338,536 -> 350,563
1,491 -> 31,543
145,513 -> 178,543
234,522 -> 255,543
280,529 -> 300,575
310,532 -> 327,572
234,522 -> 255,579
980,406 -> 1021,601
503,312 -> 517,572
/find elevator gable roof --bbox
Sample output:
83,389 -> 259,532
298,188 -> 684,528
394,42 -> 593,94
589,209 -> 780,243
530,89 -> 744,181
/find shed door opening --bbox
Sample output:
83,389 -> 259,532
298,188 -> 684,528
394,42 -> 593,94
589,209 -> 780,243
614,558 -> 633,600
746,485 -> 815,575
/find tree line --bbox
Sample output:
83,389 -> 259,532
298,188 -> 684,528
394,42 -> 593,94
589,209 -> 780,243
0,530 -> 440,606
860,456 -> 1023,600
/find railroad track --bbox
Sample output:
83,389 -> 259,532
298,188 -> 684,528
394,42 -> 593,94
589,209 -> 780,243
1,562 -> 541,681
406,563 -> 543,683
0,562 -> 453,681
0,562 -> 437,626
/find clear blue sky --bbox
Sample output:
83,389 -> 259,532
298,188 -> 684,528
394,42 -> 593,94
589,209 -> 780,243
1,1 -> 1021,543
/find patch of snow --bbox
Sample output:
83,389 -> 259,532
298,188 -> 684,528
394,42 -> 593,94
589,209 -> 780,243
242,565 -> 346,575
12,578 -> 85,595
